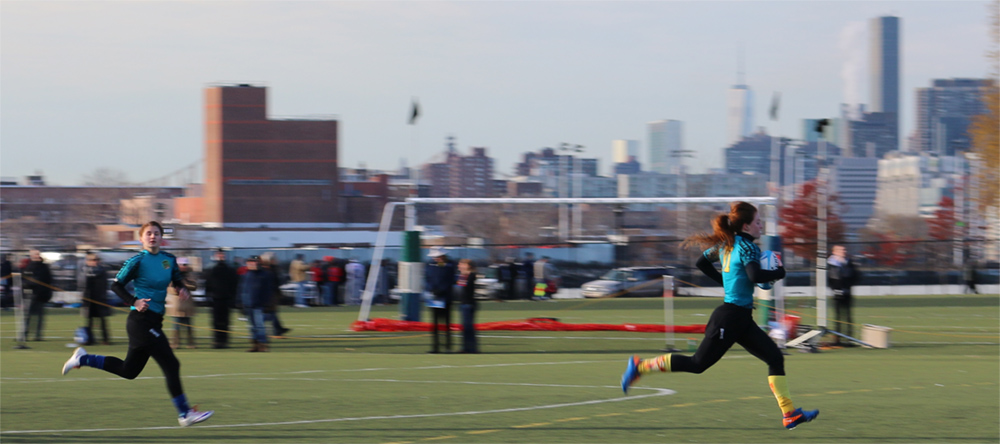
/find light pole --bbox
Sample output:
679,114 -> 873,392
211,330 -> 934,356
558,143 -> 585,240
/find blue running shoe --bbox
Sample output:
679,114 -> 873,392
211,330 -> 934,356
620,355 -> 640,394
783,407 -> 819,430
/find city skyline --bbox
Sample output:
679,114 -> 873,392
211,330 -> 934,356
1,1 -> 992,185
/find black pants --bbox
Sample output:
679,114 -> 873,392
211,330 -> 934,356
24,299 -> 46,341
833,295 -> 853,341
211,298 -> 231,346
430,298 -> 452,352
102,310 -> 184,398
87,315 -> 110,344
671,303 -> 785,376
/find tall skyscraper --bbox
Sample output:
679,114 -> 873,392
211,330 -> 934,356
727,84 -> 754,147
869,16 -> 900,127
648,120 -> 682,174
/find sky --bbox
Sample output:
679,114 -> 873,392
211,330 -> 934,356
0,1 -> 993,185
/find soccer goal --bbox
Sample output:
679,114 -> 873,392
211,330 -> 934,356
357,196 -> 781,335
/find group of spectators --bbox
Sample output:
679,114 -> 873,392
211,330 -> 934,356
287,255 -> 387,308
488,252 -> 560,301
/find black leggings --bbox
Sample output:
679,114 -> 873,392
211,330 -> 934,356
101,311 -> 183,398
671,303 -> 785,376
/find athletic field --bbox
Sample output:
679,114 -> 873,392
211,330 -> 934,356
1,295 -> 998,443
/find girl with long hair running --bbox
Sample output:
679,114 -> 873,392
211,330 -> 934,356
61,221 -> 214,427
620,201 -> 818,430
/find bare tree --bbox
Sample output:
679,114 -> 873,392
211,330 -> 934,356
81,168 -> 131,186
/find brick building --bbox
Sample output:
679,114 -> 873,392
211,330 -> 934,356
203,84 -> 339,226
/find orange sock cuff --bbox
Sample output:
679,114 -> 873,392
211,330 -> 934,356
638,354 -> 671,374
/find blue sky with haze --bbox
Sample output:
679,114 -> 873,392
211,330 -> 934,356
0,1 -> 992,185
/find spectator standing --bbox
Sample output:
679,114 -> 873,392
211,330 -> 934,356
326,259 -> 344,306
1,254 -> 13,309
456,259 -> 479,353
425,248 -> 457,353
81,254 -> 111,345
309,260 -> 324,305
289,254 -> 310,308
205,249 -> 238,349
260,253 -> 290,337
499,257 -> 516,300
533,256 -> 559,300
520,252 -> 535,300
827,245 -> 860,346
239,256 -> 271,352
345,259 -> 365,306
374,259 -> 390,305
963,261 -> 979,294
22,249 -> 53,341
165,258 -> 198,349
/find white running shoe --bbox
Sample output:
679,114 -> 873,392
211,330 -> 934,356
62,347 -> 87,375
178,407 -> 214,427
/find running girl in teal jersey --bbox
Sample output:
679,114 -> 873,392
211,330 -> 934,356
620,201 -> 819,430
61,221 -> 213,427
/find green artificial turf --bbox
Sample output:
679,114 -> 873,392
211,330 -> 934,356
1,295 -> 997,443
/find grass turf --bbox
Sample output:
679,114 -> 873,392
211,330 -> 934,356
1,294 -> 997,443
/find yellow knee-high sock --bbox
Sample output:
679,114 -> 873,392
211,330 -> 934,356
638,354 -> 671,374
768,375 -> 796,415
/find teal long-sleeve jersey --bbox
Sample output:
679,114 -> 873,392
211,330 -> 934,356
702,234 -> 761,309
114,249 -> 184,315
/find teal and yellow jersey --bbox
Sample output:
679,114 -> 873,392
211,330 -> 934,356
115,250 -> 182,315
703,234 -> 761,309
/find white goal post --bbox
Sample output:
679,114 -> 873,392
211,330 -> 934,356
357,196 -> 779,323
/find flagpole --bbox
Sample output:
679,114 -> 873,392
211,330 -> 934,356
410,98 -> 420,198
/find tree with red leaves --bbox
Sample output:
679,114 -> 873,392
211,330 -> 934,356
862,232 -> 912,267
778,180 -> 845,262
927,196 -> 955,241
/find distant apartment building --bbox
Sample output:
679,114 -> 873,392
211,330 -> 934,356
849,111 -> 898,159
612,139 -> 639,166
421,161 -> 452,198
613,157 -> 642,175
450,147 -> 494,197
202,84 -> 339,226
830,157 -> 879,234
421,146 -> 496,198
724,131 -> 799,185
873,153 -> 966,219
914,78 -> 990,156
514,147 -> 599,197
647,120 -> 682,174
616,171 -> 766,199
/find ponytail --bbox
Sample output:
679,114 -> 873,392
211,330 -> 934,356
683,201 -> 757,253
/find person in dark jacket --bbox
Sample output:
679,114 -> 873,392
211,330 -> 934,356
81,253 -> 111,345
205,249 -> 239,349
827,245 -> 861,346
260,253 -> 290,337
456,259 -> 479,353
22,249 -> 53,341
239,256 -> 272,352
425,247 -> 457,353
1,254 -> 13,309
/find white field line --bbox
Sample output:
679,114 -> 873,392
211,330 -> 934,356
0,381 -> 675,435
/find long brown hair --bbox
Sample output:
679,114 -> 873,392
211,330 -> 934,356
683,201 -> 758,253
